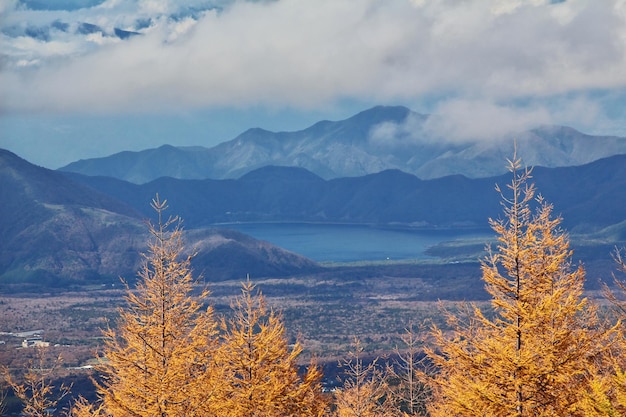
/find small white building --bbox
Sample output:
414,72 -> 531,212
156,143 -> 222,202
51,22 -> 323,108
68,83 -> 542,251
22,336 -> 50,348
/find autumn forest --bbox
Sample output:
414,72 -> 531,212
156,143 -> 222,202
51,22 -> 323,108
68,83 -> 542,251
3,156 -> 626,416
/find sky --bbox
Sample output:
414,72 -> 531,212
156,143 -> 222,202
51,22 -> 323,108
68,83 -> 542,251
2,0 -> 626,169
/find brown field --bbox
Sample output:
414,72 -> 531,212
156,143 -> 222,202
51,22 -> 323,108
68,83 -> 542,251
0,262 -> 616,402
2,258 -> 616,370
0,260 -> 618,416
0,262 -> 487,369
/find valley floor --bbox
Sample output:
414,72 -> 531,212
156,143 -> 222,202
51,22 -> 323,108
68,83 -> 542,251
0,259 -> 614,367
0,258 -> 619,414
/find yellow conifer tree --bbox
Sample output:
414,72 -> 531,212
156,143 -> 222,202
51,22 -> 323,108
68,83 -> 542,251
69,396 -> 106,417
426,156 -> 616,416
214,279 -> 327,417
578,248 -> 626,415
387,325 -> 430,416
88,196 -> 220,417
332,338 -> 398,417
0,388 -> 6,416
1,348 -> 71,417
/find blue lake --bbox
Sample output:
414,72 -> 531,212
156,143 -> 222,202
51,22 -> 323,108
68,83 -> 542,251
221,223 -> 493,263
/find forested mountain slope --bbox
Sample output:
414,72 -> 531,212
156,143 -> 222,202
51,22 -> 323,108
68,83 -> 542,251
0,150 -> 319,286
65,154 -> 626,235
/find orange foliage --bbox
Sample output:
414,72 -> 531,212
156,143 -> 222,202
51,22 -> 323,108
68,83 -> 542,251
213,279 -> 327,417
427,156 -> 618,416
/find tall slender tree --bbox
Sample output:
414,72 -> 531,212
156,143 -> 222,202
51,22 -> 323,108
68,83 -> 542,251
1,348 -> 71,417
579,248 -> 626,415
387,325 -> 430,416
89,196 -> 220,417
214,279 -> 327,417
426,156 -> 616,416
0,387 -> 6,417
332,338 -> 398,417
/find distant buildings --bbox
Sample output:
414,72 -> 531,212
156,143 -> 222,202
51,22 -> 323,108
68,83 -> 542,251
0,329 -> 52,348
21,335 -> 50,348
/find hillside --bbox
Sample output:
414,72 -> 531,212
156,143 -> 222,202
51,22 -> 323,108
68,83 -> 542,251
59,106 -> 626,183
0,150 -> 320,287
65,155 -> 626,235
4,147 -> 626,288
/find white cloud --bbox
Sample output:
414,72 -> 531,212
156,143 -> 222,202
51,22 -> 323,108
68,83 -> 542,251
490,0 -> 549,15
1,0 -> 626,115
0,0 -> 20,14
368,113 -> 426,148
368,100 -> 553,146
0,0 -> 18,14
423,99 -> 552,142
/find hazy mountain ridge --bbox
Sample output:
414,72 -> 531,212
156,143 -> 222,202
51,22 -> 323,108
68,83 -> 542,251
64,155 -> 626,236
3,147 -> 626,287
0,150 -> 319,286
59,106 -> 626,183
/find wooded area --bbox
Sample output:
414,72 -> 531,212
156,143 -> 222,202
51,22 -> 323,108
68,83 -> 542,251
3,157 -> 626,416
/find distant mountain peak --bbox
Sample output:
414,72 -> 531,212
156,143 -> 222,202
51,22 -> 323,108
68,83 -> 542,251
350,105 -> 413,122
0,148 -> 23,163
155,144 -> 181,151
58,105 -> 626,183
243,127 -> 273,135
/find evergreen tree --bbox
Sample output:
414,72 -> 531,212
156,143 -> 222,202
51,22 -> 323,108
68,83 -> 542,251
426,156 -> 616,416
88,196 -> 220,417
214,279 -> 327,417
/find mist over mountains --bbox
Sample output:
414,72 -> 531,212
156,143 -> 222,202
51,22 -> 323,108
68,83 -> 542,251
3,105 -> 626,288
60,106 -> 626,183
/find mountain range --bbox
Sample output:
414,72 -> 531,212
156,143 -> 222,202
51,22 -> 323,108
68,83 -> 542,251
62,155 -> 626,236
60,106 -> 626,183
0,149 -> 319,288
3,147 -> 626,288
4,105 -> 626,288
3,19 -> 140,43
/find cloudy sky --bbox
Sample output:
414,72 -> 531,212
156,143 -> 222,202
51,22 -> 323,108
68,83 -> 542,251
2,0 -> 626,168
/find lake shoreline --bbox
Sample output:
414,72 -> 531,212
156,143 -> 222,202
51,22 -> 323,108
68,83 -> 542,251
211,220 -> 492,232
210,222 -> 494,263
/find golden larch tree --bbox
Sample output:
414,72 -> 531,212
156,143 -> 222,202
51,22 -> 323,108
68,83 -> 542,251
1,348 -> 71,417
88,196 -> 220,417
214,279 -> 327,417
426,156 -> 616,416
69,396 -> 106,417
387,325 -> 430,416
332,338 -> 398,417
578,248 -> 626,416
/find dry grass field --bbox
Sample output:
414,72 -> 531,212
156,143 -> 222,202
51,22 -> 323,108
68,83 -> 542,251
0,262 -> 488,370
1,254 -> 616,369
